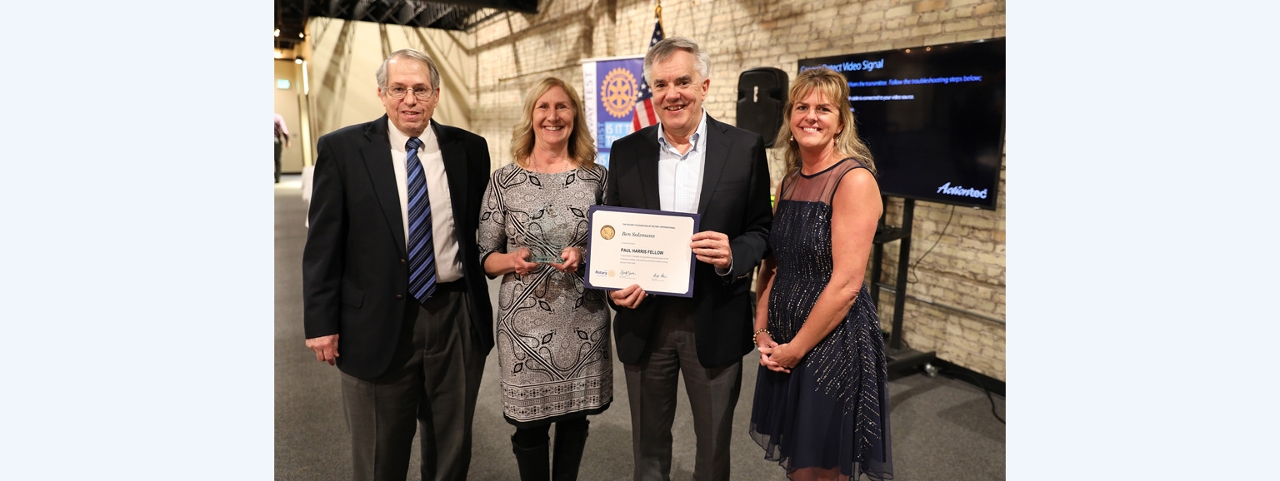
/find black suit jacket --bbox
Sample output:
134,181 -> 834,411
302,116 -> 494,380
605,115 -> 772,368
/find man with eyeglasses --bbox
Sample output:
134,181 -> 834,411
605,37 -> 772,481
302,48 -> 494,481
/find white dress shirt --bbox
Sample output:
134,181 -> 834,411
657,110 -> 731,276
657,109 -> 709,214
387,120 -> 463,283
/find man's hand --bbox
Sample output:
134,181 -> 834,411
305,334 -> 340,366
609,284 -> 648,309
690,231 -> 732,270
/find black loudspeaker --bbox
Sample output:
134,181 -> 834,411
736,67 -> 788,147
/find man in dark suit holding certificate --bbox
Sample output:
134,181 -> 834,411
605,36 -> 773,481
302,48 -> 493,481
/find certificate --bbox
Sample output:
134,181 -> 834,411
583,205 -> 700,297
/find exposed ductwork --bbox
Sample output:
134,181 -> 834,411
274,0 -> 537,51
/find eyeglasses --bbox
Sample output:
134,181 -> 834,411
385,86 -> 436,100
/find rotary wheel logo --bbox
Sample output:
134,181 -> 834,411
601,68 -> 637,119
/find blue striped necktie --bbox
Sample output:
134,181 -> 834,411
405,137 -> 437,303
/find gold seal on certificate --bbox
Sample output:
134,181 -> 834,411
584,205 -> 701,297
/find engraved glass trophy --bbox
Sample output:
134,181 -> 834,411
530,203 -> 571,264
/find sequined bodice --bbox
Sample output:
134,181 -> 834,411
767,158 -> 867,341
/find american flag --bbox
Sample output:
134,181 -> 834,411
631,19 -> 665,131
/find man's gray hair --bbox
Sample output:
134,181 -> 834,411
375,48 -> 441,91
642,37 -> 712,84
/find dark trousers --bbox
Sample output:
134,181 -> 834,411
340,287 -> 485,481
624,303 -> 743,481
274,138 -> 283,183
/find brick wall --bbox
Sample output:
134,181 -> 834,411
470,0 -> 1006,380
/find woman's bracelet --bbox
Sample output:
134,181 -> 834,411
752,327 -> 770,345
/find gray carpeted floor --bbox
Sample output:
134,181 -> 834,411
275,177 -> 1005,480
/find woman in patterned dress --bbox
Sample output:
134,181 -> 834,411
749,67 -> 894,480
478,77 -> 611,481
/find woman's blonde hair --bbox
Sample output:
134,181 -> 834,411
510,77 -> 597,169
773,67 -> 876,177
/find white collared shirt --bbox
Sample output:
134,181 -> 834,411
656,109 -> 709,214
657,110 -> 731,276
387,120 -> 462,283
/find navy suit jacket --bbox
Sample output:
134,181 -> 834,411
302,116 -> 494,380
605,115 -> 773,368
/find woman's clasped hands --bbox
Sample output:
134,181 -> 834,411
757,332 -> 803,374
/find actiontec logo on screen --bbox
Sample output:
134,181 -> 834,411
936,182 -> 988,199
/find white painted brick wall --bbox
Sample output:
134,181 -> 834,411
468,0 -> 1007,380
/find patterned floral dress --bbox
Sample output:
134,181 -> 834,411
749,158 -> 893,480
478,162 -> 612,426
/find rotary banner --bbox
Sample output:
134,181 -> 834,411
581,56 -> 643,169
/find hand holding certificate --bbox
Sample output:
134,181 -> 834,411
583,205 -> 700,297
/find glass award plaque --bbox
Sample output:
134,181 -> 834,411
530,203 -> 571,264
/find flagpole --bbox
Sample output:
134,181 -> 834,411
632,1 -> 667,132
655,1 -> 663,34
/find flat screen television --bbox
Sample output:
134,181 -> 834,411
797,38 -> 1005,209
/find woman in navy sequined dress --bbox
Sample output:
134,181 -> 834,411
749,67 -> 893,481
